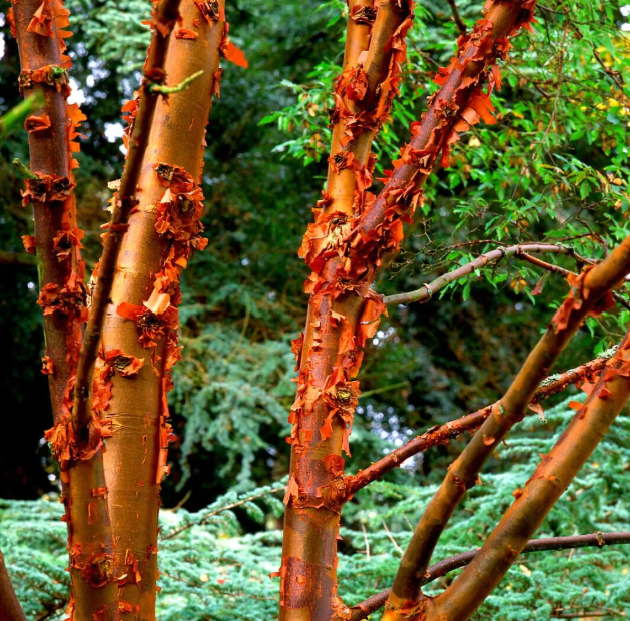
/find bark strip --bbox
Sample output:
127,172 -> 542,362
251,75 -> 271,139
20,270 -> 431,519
10,1 -> 117,619
98,2 -> 227,617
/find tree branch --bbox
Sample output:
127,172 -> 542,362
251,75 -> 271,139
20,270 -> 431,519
349,531 -> 630,620
280,2 -> 417,619
445,0 -> 467,35
71,0 -> 182,437
382,231 -> 630,619
384,243 -> 630,312
160,484 -> 287,541
345,349 -> 612,496
11,0 -> 117,618
424,334 -> 630,619
384,243 -> 576,306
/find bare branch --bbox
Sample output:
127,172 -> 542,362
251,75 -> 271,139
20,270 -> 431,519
349,531 -> 630,620
445,0 -> 467,35
345,350 -> 611,496
424,337 -> 630,619
382,233 -> 630,617
384,243 -> 577,306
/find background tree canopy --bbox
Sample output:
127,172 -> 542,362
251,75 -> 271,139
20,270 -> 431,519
1,0 -> 630,617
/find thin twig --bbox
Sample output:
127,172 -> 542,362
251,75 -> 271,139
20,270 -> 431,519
445,0 -> 467,35
381,520 -> 404,555
362,523 -> 371,561
150,69 -> 204,94
349,531 -> 630,620
160,485 -> 286,541
592,48 -> 629,106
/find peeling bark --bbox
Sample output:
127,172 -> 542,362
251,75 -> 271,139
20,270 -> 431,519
279,3 -> 414,620
98,2 -> 227,618
10,1 -> 117,619
280,1 -> 538,619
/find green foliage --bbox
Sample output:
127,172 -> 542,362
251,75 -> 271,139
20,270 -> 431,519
265,0 -> 630,351
3,398 -> 630,619
171,323 -> 295,492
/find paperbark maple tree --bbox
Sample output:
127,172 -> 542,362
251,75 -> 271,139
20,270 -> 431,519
6,0 -> 630,620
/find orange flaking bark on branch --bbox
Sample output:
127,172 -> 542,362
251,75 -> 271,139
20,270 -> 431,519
98,1 -> 226,617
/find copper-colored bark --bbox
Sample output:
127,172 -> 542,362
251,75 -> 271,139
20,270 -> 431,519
382,232 -> 630,619
281,1 -> 535,618
99,2 -> 226,617
11,1 -> 117,619
279,3 -> 414,619
11,0 -> 82,424
422,333 -> 630,621
0,549 -> 26,621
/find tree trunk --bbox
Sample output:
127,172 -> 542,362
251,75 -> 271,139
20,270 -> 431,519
0,549 -> 26,621
98,2 -> 226,617
279,2 -> 413,619
11,1 -> 117,618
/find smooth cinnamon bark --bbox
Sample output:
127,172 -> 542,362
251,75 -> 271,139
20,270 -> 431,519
72,0 -> 182,437
346,351 -> 610,496
279,3 -> 414,620
0,550 -> 26,621
383,232 -> 630,619
11,1 -> 117,619
99,2 -> 225,618
421,334 -> 630,621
